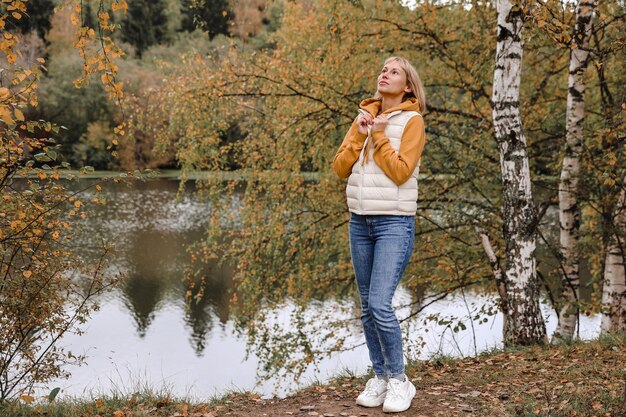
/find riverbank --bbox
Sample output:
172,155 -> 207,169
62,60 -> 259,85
3,334 -> 624,417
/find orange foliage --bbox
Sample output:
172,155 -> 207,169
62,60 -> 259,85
0,0 -> 129,400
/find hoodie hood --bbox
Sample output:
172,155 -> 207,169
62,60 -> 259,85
359,97 -> 421,116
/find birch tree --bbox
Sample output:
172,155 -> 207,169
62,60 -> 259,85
489,0 -> 546,345
552,0 -> 597,342
601,181 -> 626,333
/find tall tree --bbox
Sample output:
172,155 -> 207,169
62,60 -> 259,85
180,0 -> 232,38
228,0 -> 266,40
82,1 -> 96,30
552,0 -> 597,342
601,181 -> 626,333
10,0 -> 55,39
121,0 -> 168,58
488,0 -> 547,345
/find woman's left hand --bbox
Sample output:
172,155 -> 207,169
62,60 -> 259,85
371,115 -> 388,132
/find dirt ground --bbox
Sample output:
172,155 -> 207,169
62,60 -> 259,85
201,338 -> 626,417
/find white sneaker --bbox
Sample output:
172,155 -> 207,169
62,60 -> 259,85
355,376 -> 388,407
382,377 -> 416,413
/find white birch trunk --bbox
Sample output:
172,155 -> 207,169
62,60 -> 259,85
553,0 -> 597,342
492,0 -> 546,346
601,183 -> 626,334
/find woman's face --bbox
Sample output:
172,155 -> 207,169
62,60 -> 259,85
377,61 -> 411,98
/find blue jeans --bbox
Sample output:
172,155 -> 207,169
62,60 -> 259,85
349,213 -> 415,378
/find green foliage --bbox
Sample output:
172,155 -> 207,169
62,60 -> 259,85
121,0 -> 169,58
180,0 -> 232,38
81,2 -> 96,31
36,53 -> 115,168
47,387 -> 60,403
73,120 -> 119,170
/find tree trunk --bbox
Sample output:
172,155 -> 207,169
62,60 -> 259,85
553,0 -> 597,342
491,0 -> 546,346
601,182 -> 626,334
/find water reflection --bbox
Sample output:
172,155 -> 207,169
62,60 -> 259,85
69,178 -> 235,350
184,262 -> 234,354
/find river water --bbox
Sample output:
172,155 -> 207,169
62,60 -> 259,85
45,178 -> 599,400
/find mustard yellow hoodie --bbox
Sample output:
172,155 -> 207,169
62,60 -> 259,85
333,97 -> 426,186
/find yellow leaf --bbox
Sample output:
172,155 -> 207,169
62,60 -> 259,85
36,57 -> 45,63
101,73 -> 113,84
113,410 -> 125,417
73,200 -> 82,208
23,270 -> 32,278
20,395 -> 34,404
14,108 -> 24,121
111,1 -> 127,12
12,12 -> 21,19
0,87 -> 10,99
38,172 -> 47,180
0,104 -> 14,124
95,398 -> 105,410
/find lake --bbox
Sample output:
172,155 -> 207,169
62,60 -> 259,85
44,177 -> 600,400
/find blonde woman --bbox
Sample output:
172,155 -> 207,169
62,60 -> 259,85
333,57 -> 426,413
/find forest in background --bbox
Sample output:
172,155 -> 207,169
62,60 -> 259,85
4,0 -> 281,171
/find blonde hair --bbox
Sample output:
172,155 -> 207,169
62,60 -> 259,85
375,56 -> 426,113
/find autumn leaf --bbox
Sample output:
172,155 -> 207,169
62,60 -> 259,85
20,395 -> 34,404
13,107 -> 24,121
111,0 -> 128,13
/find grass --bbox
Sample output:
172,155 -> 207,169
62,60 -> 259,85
2,334 -> 625,417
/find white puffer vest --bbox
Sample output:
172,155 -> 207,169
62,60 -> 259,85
346,109 -> 422,216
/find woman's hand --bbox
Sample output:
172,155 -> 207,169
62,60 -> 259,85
371,114 -> 388,132
357,112 -> 374,135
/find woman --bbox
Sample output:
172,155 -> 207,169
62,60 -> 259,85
332,56 -> 426,413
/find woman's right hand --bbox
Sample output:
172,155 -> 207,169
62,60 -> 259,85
357,111 -> 374,135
